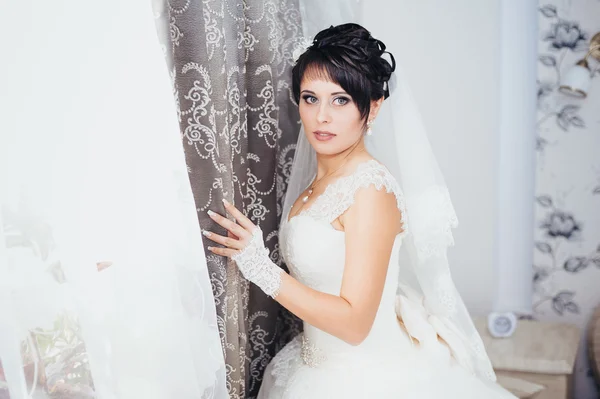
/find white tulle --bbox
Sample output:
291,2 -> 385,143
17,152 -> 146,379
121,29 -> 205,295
0,2 -> 226,398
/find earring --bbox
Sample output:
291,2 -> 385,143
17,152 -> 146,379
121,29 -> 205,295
366,120 -> 373,136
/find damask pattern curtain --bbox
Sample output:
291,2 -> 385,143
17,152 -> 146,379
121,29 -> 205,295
153,1 -> 303,397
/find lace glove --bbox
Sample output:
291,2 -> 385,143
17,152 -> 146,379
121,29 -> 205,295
231,227 -> 283,298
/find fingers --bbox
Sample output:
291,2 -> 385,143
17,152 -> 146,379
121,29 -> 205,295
206,245 -> 239,258
207,209 -> 249,239
221,199 -> 256,232
206,200 -> 257,259
202,230 -> 245,250
227,230 -> 240,240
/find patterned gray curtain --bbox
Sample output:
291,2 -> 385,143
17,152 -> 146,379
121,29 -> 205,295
153,1 -> 303,397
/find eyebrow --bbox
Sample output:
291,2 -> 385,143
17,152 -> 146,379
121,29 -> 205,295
300,90 -> 349,96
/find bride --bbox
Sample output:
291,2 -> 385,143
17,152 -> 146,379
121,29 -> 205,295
203,23 -> 516,398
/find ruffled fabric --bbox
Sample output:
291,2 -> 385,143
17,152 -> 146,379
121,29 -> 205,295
258,327 -> 515,399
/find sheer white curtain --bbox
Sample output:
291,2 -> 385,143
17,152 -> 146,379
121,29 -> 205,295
0,1 -> 226,398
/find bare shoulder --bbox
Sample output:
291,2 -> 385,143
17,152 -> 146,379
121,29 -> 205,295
340,180 -> 403,235
351,182 -> 401,219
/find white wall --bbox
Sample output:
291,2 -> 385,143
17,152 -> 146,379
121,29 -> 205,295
363,1 -> 502,314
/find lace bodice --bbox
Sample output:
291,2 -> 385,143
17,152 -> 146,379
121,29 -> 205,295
288,159 -> 406,226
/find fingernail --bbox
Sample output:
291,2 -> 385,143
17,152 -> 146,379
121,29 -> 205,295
207,210 -> 215,217
222,198 -> 230,206
207,246 -> 213,251
202,230 -> 211,237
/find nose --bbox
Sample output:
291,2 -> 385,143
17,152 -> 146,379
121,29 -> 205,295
316,102 -> 331,124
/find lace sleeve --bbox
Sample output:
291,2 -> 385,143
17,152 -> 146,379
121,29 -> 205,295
231,227 -> 283,298
304,160 -> 407,230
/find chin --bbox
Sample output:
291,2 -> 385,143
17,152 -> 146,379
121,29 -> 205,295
314,147 -> 341,156
310,140 -> 350,156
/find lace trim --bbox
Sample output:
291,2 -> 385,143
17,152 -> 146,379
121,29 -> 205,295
405,185 -> 458,261
301,160 -> 407,230
433,271 -> 458,315
470,332 -> 497,381
231,227 -> 282,298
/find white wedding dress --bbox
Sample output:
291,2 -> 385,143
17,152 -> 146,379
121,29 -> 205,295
258,160 -> 515,398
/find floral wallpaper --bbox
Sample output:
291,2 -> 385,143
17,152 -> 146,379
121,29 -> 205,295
534,1 -> 600,398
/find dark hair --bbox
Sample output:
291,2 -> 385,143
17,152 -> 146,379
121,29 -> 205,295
292,23 -> 396,123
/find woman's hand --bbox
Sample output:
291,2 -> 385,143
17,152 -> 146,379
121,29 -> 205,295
203,198 -> 283,298
203,199 -> 257,257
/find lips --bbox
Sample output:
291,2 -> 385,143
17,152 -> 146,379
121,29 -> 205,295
313,130 -> 336,142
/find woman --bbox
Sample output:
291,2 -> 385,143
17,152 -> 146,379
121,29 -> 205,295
202,23 -> 516,398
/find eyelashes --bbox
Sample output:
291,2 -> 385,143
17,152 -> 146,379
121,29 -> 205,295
301,94 -> 318,104
334,97 -> 350,105
301,95 -> 351,106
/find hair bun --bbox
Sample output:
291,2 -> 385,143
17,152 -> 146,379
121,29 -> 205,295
311,23 -> 395,95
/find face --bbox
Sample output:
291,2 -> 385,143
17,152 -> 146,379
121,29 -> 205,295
298,76 -> 381,156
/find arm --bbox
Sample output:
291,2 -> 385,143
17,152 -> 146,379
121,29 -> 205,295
276,185 -> 401,344
205,186 -> 402,346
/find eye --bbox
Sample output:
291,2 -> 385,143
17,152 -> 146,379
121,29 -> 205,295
301,95 -> 318,104
333,96 -> 350,106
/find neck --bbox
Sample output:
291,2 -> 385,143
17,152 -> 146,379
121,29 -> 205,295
315,137 -> 366,179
